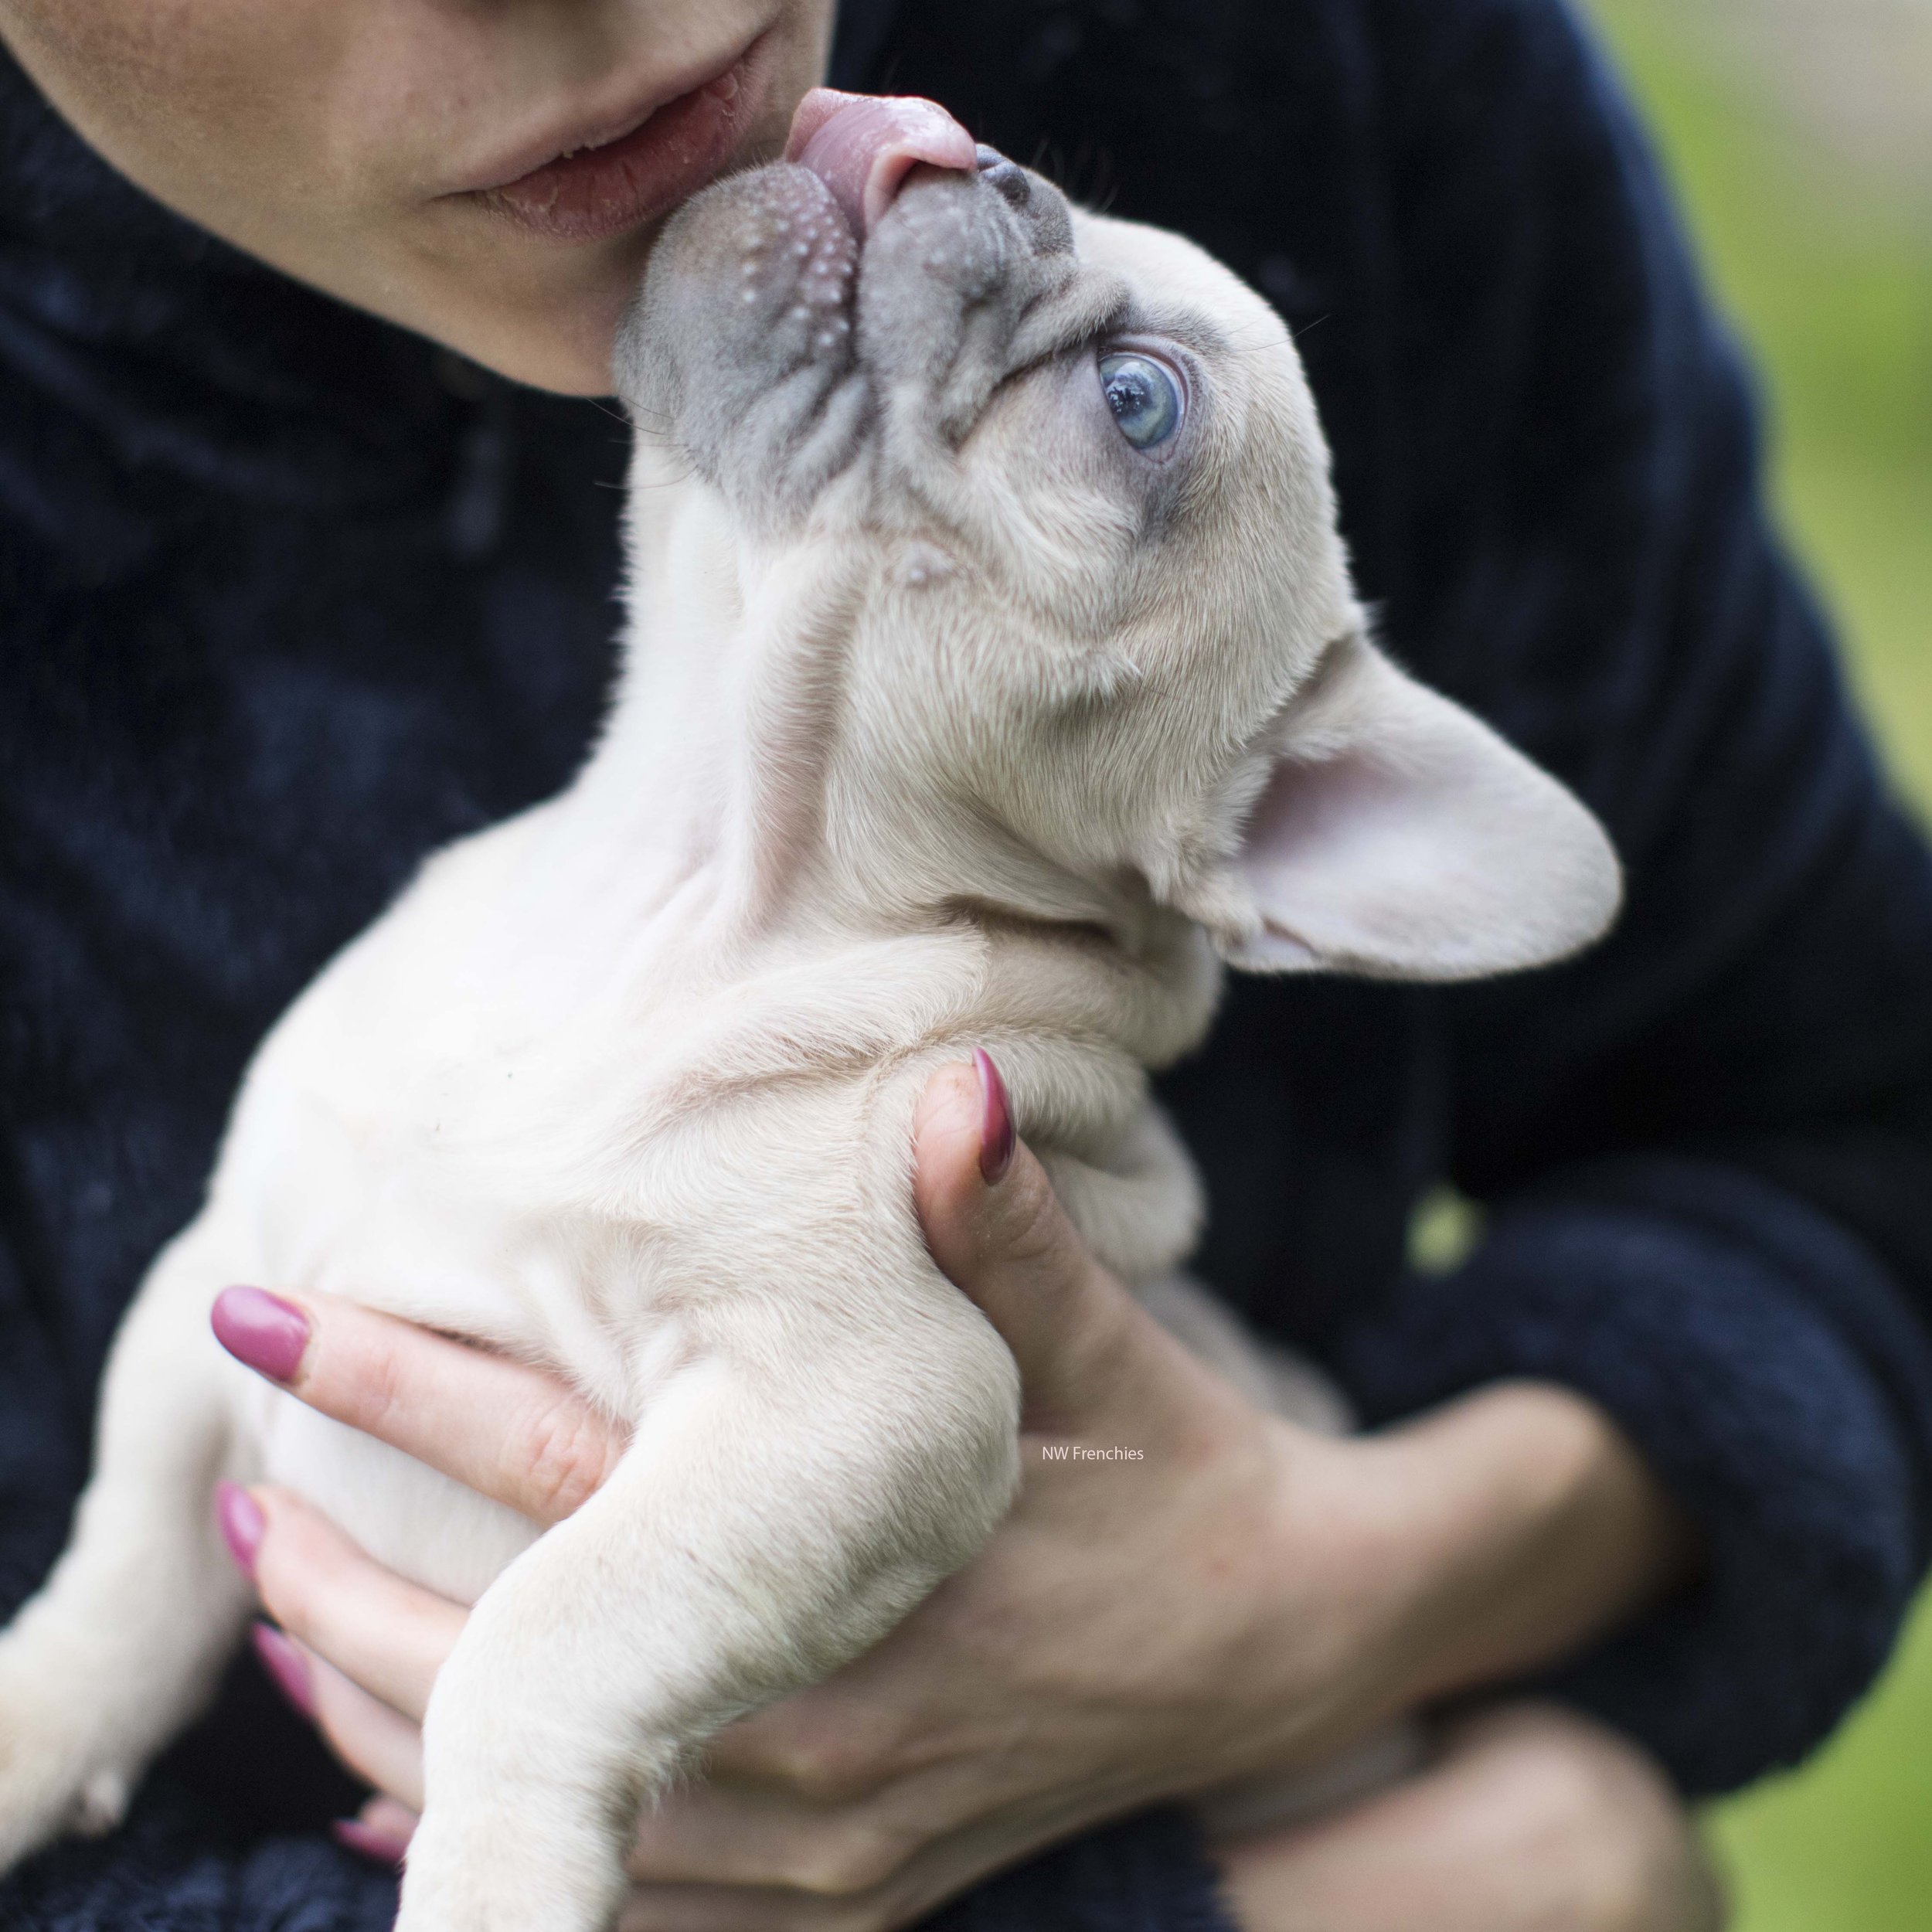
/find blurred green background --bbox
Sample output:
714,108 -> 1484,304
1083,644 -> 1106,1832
1577,0 -> 1932,1924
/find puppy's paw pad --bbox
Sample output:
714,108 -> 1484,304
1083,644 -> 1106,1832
0,1660 -> 134,1867
73,1768 -> 131,1838
0,1755 -> 135,1872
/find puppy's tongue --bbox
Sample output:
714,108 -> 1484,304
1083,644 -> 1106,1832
785,88 -> 978,236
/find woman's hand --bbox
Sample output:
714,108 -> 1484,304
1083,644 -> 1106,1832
1216,1702 -> 1724,1932
213,1058 -> 1698,1930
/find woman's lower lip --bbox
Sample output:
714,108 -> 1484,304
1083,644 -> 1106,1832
472,40 -> 769,245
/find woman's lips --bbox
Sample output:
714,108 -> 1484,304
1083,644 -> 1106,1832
467,39 -> 770,245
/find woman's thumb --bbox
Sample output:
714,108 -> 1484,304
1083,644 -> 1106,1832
913,1054 -> 1146,1425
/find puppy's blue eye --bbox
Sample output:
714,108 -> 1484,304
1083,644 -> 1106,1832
1099,352 -> 1183,451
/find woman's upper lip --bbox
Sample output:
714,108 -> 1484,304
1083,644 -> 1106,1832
444,34 -> 760,199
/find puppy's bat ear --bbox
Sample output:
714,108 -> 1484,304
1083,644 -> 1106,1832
1167,629 -> 1622,981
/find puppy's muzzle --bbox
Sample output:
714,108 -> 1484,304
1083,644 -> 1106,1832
617,90 -> 1077,516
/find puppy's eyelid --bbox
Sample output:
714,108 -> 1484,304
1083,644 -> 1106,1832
1097,333 -> 1205,397
1107,302 -> 1230,358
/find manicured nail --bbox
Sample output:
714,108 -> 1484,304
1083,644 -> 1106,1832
211,1285 -> 310,1383
974,1048 -> 1015,1184
251,1622 -> 314,1719
214,1481 -> 264,1581
332,1818 -> 410,1869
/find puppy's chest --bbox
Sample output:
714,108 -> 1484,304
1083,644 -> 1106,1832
250,1384 -> 546,1606
221,1044 -> 699,1605
221,920 -> 1003,1338
227,1029 -> 662,1359
219,910 -> 1199,1592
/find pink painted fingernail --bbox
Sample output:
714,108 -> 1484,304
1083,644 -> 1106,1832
211,1283 -> 309,1391
974,1048 -> 1015,1184
251,1622 -> 314,1719
212,1285 -> 311,1383
332,1818 -> 410,1869
214,1481 -> 264,1581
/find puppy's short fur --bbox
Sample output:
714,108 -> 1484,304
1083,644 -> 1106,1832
0,140 -> 1619,1931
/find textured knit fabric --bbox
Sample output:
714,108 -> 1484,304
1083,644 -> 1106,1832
4,0 -> 1932,1927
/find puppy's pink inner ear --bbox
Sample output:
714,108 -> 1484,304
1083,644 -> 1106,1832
1231,743 -> 1468,971
1215,641 -> 1623,981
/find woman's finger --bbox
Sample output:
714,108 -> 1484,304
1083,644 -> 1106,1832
614,1784 -> 1085,1932
243,1485 -> 463,1722
212,1284 -> 628,1522
614,1882 -> 876,1932
910,1056 -> 1196,1430
623,1777 -> 908,1892
332,1794 -> 420,1868
309,1648 -> 427,1813
253,1624 -> 427,1812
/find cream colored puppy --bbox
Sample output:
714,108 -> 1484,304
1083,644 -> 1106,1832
0,93 -> 1620,1932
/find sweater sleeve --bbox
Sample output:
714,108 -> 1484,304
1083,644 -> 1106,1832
1334,0 -> 1932,1792
0,1782 -> 404,1932
0,1237 -> 85,1624
0,1784 -> 1233,1932
1341,1160 -> 1932,1791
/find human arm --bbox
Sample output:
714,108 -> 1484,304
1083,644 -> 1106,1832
1321,0 -> 1932,1790
1217,1703 -> 1722,1932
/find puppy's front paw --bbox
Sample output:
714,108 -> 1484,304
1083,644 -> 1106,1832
0,1650 -> 135,1873
395,1789 -> 648,1932
72,1767 -> 134,1838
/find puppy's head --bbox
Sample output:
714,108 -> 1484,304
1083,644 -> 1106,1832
616,92 -> 1619,980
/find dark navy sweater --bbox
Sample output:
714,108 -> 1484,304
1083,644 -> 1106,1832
6,2 -> 1932,1927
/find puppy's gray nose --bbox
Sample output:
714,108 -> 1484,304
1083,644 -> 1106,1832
975,145 -> 1032,211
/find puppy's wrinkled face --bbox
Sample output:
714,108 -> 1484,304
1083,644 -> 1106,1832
617,110 -> 1620,981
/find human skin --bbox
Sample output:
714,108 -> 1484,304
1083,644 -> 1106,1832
0,2 -> 1716,1920
217,1063 -> 1716,1931
0,0 -> 838,392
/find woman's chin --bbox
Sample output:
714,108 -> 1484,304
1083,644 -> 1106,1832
361,244 -> 647,396
461,312 -> 628,398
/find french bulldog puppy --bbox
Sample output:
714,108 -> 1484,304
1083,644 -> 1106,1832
0,90 -> 1619,1932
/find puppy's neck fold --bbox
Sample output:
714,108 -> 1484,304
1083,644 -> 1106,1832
564,460 -> 1175,971
562,524 -> 849,949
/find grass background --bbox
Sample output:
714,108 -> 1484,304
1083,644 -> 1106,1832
1574,2 -> 1932,1923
